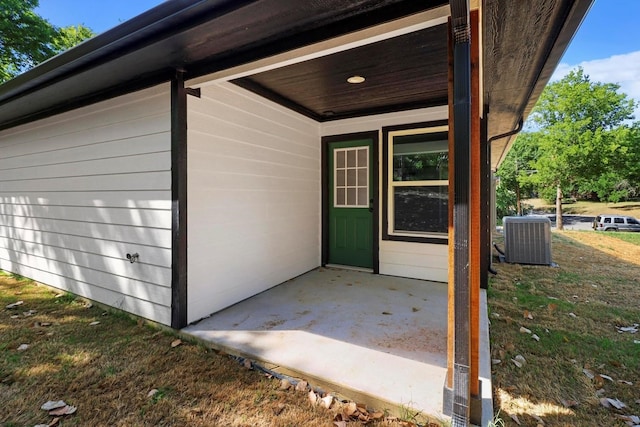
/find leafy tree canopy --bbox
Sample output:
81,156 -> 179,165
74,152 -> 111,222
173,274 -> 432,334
497,68 -> 640,225
0,0 -> 94,83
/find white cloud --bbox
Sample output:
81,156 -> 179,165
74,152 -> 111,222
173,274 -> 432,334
551,50 -> 640,120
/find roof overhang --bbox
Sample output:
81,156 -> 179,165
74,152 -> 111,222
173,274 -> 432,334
0,0 -> 593,171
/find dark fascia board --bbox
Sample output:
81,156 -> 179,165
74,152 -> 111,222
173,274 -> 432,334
491,0 -> 594,169
0,0 -> 251,105
0,0 -> 444,131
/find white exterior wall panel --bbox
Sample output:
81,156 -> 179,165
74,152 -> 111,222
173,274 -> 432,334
187,82 -> 321,323
0,84 -> 172,325
321,107 -> 449,282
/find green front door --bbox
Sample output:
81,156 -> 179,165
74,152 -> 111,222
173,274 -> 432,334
328,139 -> 374,269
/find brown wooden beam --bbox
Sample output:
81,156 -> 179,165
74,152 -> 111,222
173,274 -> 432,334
446,16 -> 455,392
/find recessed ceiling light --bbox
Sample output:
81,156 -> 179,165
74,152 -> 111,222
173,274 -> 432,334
347,75 -> 365,84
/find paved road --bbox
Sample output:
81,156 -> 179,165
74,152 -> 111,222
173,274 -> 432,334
536,214 -> 595,231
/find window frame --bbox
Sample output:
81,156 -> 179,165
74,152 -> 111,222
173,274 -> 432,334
333,146 -> 370,208
382,120 -> 449,244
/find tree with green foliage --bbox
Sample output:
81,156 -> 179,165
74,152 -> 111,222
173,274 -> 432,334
496,132 -> 539,218
0,0 -> 94,83
519,68 -> 638,229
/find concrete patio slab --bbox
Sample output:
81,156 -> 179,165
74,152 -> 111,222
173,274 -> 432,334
183,267 -> 487,422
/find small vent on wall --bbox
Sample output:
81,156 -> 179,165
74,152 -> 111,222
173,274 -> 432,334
503,216 -> 552,265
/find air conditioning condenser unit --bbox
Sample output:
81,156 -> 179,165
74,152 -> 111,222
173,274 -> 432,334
503,216 -> 552,265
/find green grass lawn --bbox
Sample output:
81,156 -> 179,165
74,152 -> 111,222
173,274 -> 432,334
489,231 -> 640,426
604,231 -> 640,245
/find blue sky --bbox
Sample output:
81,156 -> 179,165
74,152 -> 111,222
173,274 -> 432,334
552,0 -> 640,118
35,0 -> 640,117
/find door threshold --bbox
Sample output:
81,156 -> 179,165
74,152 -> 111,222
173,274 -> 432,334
325,264 -> 374,273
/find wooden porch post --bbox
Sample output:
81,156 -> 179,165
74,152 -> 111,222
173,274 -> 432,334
469,9 -> 482,422
444,4 -> 482,425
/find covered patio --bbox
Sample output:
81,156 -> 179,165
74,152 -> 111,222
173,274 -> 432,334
183,267 -> 492,424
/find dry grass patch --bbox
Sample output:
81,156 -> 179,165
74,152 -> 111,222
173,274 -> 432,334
0,273 -> 439,427
489,231 -> 640,426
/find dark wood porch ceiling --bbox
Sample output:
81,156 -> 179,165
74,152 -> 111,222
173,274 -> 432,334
233,24 -> 449,122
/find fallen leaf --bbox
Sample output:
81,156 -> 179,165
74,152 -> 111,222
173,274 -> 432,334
333,421 -> 347,427
295,380 -> 308,392
492,359 -> 502,365
89,321 -> 100,326
147,389 -> 159,398
618,380 -> 633,385
344,401 -> 357,416
49,417 -> 61,426
49,405 -> 76,416
5,301 -> 24,309
41,401 -> 66,411
583,368 -> 595,379
371,411 -> 384,419
548,303 -> 558,313
523,310 -> 534,320
17,344 -> 29,351
510,413 -> 521,425
40,322 -> 51,327
531,334 -> 540,341
273,403 -> 285,416
616,324 -> 639,333
308,390 -> 318,405
243,359 -> 252,370
519,326 -> 532,334
599,374 -> 613,382
606,397 -> 626,409
568,312 -> 577,318
10,315 -> 19,319
171,339 -> 182,348
594,375 -> 604,388
320,395 -> 333,409
560,399 -> 578,408
279,379 -> 291,390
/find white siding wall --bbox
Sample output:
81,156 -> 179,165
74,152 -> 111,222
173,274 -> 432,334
187,82 -> 320,322
0,84 -> 172,325
321,107 -> 449,282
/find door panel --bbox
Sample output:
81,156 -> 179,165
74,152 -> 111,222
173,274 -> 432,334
328,139 -> 374,268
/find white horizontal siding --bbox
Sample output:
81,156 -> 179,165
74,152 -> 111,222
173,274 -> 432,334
321,107 -> 449,282
0,84 -> 172,325
187,82 -> 321,323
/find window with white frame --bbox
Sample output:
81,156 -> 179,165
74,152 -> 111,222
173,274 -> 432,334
334,146 -> 369,208
385,124 -> 448,239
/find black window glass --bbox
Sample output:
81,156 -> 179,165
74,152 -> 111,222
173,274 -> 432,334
393,186 -> 448,233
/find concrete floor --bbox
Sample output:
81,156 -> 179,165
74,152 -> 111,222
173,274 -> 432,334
183,267 -> 491,424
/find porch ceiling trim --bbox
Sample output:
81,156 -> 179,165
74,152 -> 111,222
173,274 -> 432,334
0,0 -> 445,131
